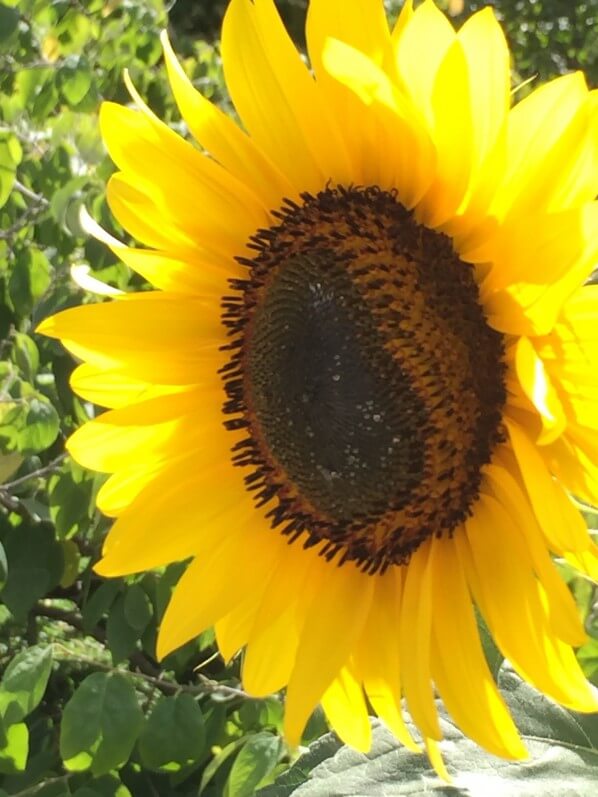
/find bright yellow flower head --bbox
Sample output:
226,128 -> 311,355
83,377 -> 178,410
39,0 -> 598,776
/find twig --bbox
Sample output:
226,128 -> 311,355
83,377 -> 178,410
0,199 -> 47,241
36,603 -> 252,700
0,178 -> 50,242
14,179 -> 50,207
2,453 -> 66,491
195,673 -> 251,700
33,603 -> 161,680
54,647 -> 247,700
10,775 -> 73,797
0,489 -> 36,522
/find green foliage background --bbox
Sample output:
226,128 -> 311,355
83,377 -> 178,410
0,0 -> 597,794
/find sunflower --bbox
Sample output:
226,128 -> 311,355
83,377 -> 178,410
39,0 -> 598,776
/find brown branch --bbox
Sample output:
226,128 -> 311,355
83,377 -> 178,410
33,603 -> 251,700
0,489 -> 36,522
14,179 -> 49,208
2,453 -> 66,491
10,775 -> 73,797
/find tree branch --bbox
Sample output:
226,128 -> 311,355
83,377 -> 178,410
2,453 -> 66,491
34,602 -> 252,700
14,179 -> 50,208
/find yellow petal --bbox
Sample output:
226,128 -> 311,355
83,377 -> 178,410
425,9 -> 511,234
394,0 -> 455,126
96,459 -> 251,576
307,0 -> 391,74
389,0 -> 414,52
243,603 -> 300,696
484,459 -> 586,646
305,0 -> 395,185
417,39 -> 473,227
547,286 -> 598,360
67,387 -> 223,473
399,537 -> 441,740
80,208 -> 233,294
478,203 -> 598,294
429,533 -> 526,760
69,362 -> 180,409
490,72 -> 588,220
462,494 -> 598,712
544,90 -> 598,211
221,0 -> 352,192
96,461 -> 164,517
160,30 -> 294,210
283,559 -> 374,747
215,594 -> 263,663
514,336 -> 567,444
456,8 -> 510,199
242,541 -> 313,696
100,101 -> 270,256
483,211 -> 598,337
425,738 -> 451,782
157,518 -> 285,659
105,172 -> 197,253
321,665 -> 372,752
321,38 -> 434,205
505,418 -> 590,553
542,431 -> 598,508
564,543 -> 598,582
355,568 -> 420,752
69,264 -> 122,296
38,293 -> 226,385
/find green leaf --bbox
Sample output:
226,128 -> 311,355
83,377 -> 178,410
12,332 -> 40,382
59,538 -> 80,587
0,385 -> 60,455
49,175 -> 88,230
82,580 -> 121,633
0,722 -> 28,774
17,396 -> 60,453
578,637 -> 598,684
49,462 -> 93,539
258,671 -> 598,796
60,672 -> 143,776
138,693 -> 206,773
72,773 -> 132,797
14,68 -> 51,109
199,736 -> 248,795
0,645 -> 53,726
500,669 -> 598,748
8,249 -> 52,317
0,136 -> 17,209
226,732 -> 283,797
106,593 -> 139,664
477,610 -> 503,680
123,583 -> 153,632
58,56 -> 93,106
0,4 -> 19,47
1,522 -> 64,621
26,783 -> 70,797
0,451 -> 23,485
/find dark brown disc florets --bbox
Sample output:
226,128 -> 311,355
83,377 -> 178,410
220,186 -> 506,573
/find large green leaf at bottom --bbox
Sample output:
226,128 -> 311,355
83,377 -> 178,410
257,669 -> 598,796
0,645 -> 53,725
59,672 -> 143,776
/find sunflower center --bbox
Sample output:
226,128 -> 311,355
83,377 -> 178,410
221,186 -> 506,573
246,252 -> 426,522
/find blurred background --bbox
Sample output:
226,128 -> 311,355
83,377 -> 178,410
1,1 -> 597,795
